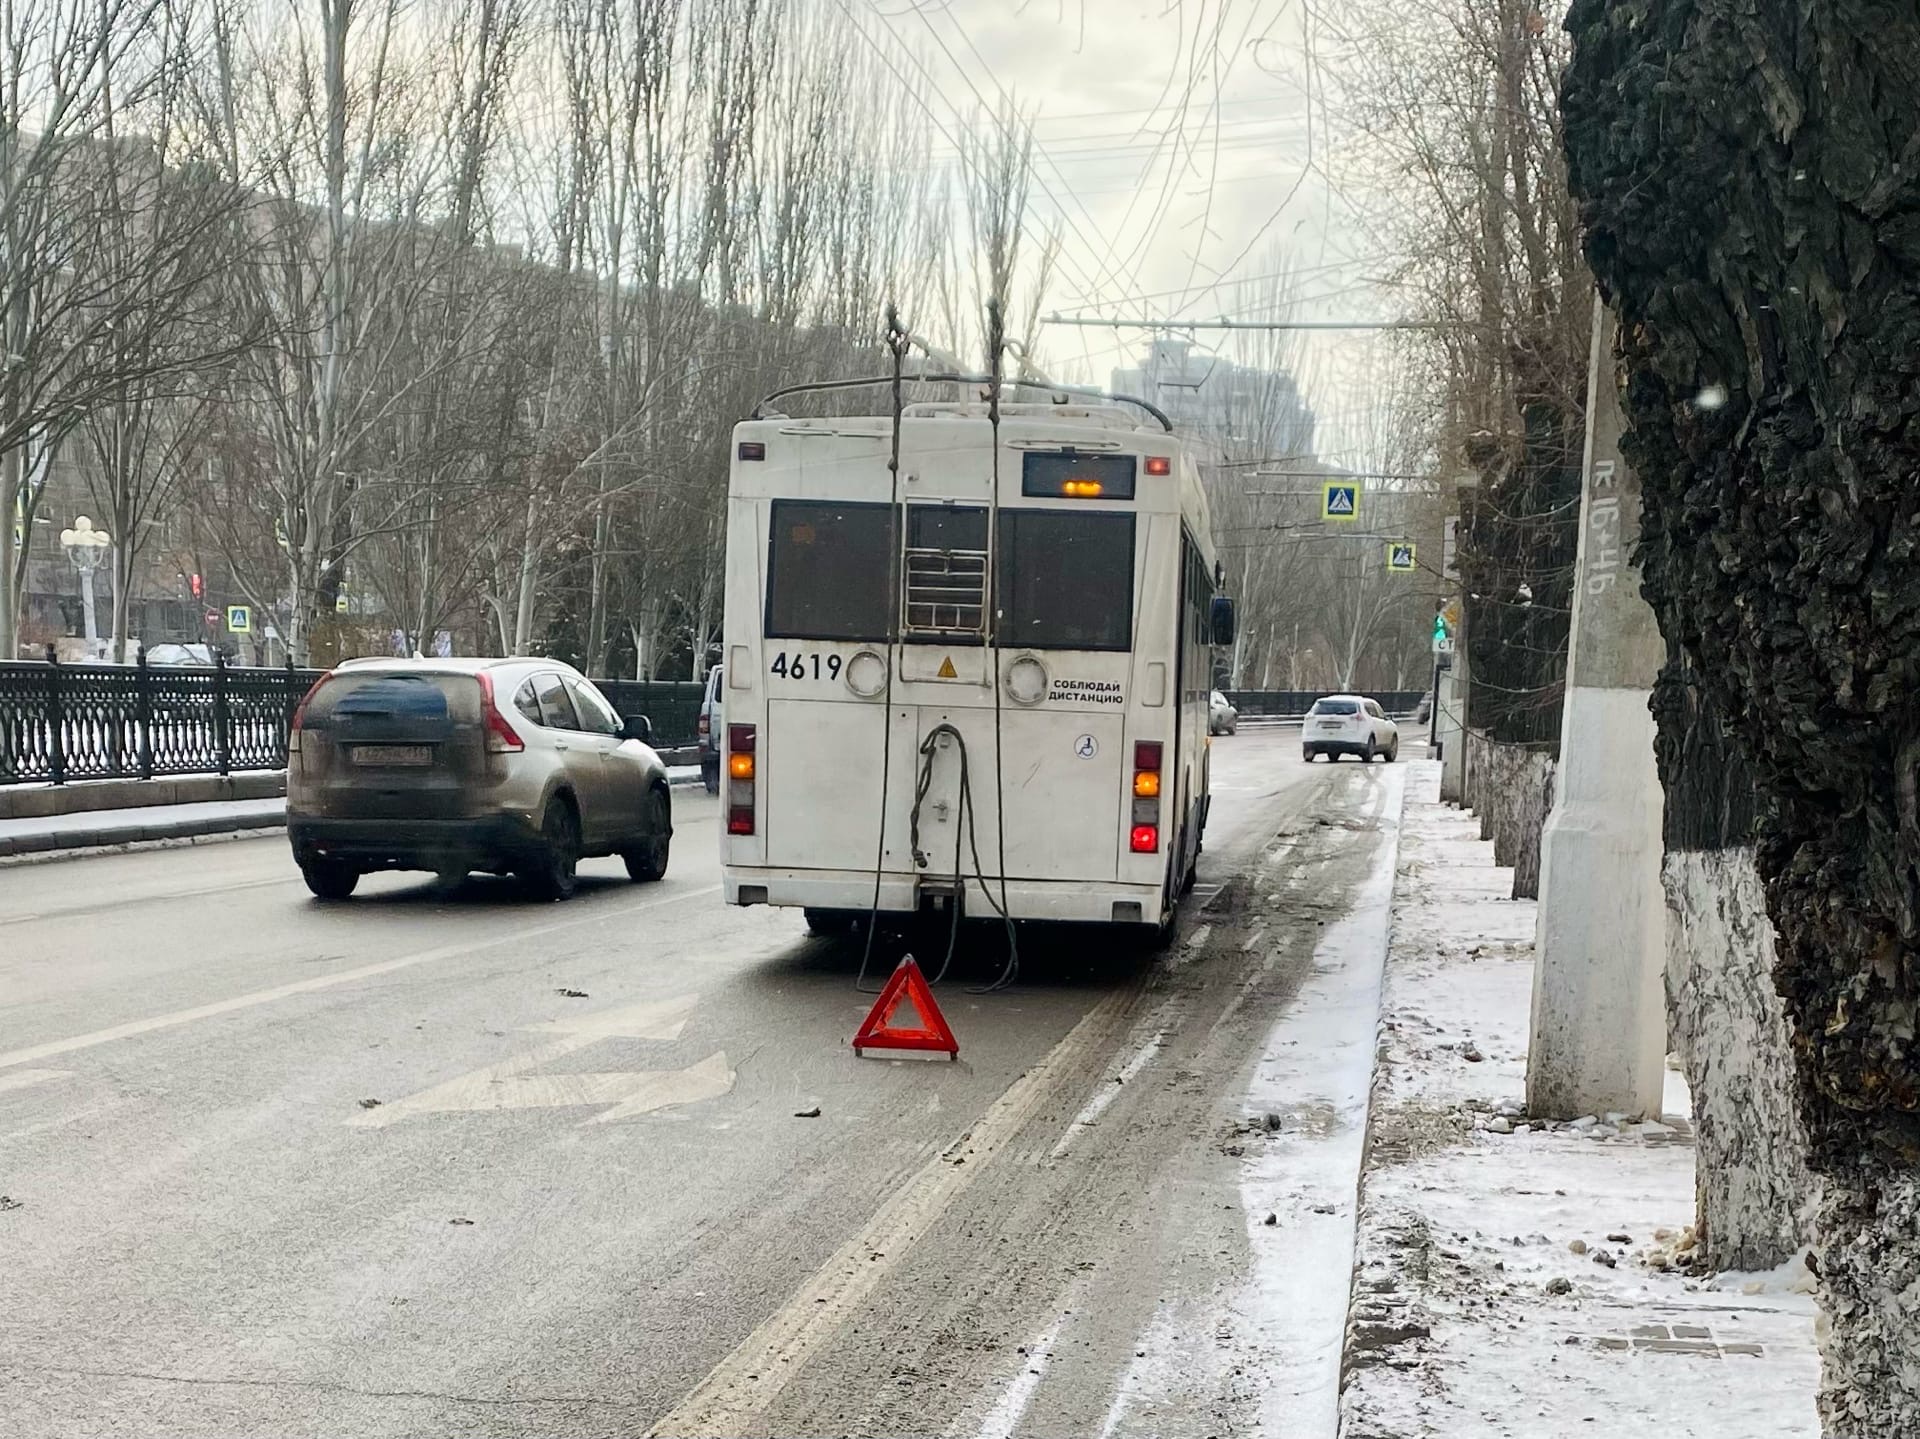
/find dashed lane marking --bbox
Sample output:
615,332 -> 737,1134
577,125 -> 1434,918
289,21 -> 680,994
0,885 -> 719,1073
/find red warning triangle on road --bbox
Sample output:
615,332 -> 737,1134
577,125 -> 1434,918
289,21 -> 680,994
852,957 -> 959,1060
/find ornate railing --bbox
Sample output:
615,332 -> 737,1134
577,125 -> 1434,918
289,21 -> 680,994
0,655 -> 704,786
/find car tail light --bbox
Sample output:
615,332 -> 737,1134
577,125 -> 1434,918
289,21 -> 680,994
289,671 -> 331,732
697,712 -> 710,741
1130,739 -> 1162,852
476,671 -> 524,753
287,670 -> 331,756
727,723 -> 756,834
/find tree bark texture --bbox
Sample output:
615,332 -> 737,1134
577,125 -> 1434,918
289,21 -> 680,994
1464,729 -> 1557,899
1563,3 -> 1920,1425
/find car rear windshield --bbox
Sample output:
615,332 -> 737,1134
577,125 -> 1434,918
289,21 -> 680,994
301,671 -> 481,728
1312,699 -> 1360,716
765,499 -> 894,642
995,510 -> 1135,651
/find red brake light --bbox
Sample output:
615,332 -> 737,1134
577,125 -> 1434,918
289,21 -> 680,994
1145,456 -> 1171,477
476,671 -> 524,753
290,671 -> 332,731
1130,824 -> 1159,853
726,724 -> 758,834
1133,740 -> 1163,771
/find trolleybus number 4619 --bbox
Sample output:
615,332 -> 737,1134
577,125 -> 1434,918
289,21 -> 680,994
768,652 -> 843,680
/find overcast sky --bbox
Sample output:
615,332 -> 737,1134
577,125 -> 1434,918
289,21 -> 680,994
858,0 -> 1403,466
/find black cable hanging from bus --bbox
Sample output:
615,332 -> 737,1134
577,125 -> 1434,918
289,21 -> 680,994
851,305 -> 1021,995
853,309 -> 914,995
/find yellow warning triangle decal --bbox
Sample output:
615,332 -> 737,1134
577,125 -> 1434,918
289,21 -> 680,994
937,655 -> 958,679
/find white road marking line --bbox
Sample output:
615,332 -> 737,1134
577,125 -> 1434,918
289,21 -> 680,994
1047,1021 -> 1171,1163
967,1299 -> 1079,1439
347,994 -> 718,1127
0,885 -> 719,1073
0,1068 -> 68,1095
647,983 -> 1142,1438
0,874 -> 295,928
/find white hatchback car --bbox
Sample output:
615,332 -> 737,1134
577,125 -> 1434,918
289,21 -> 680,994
1302,694 -> 1399,763
1208,689 -> 1238,735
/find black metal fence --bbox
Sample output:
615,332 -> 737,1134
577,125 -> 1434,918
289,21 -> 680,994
598,680 -> 705,749
0,655 -> 705,786
0,659 -> 1405,787
1225,690 -> 1428,719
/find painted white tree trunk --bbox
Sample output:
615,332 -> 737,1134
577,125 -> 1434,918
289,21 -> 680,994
1661,846 -> 1814,1271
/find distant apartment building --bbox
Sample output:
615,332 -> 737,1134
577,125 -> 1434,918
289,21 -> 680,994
1110,338 -> 1315,463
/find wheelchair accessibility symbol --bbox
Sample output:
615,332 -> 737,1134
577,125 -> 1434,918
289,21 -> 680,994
1074,734 -> 1099,760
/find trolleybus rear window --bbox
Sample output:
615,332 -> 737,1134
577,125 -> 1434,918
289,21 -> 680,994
765,499 -> 894,641
995,510 -> 1135,652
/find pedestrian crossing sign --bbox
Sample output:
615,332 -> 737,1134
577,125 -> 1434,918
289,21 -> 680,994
1322,481 -> 1359,521
226,604 -> 251,633
1387,542 -> 1417,572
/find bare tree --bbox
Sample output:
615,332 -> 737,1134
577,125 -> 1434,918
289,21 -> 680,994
0,0 -> 253,653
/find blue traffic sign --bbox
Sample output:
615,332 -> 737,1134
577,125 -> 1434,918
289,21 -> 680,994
1322,481 -> 1359,520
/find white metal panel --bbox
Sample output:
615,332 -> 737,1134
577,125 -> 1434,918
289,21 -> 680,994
764,697 -> 892,872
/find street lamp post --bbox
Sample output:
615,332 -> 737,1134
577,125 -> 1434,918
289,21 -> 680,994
60,516 -> 112,659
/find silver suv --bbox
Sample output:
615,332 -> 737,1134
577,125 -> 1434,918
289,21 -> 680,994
287,657 -> 671,900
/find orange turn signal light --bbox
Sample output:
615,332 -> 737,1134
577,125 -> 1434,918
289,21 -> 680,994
1133,770 -> 1160,797
729,752 -> 755,780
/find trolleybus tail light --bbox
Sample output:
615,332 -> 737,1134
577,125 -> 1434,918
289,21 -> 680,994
727,723 -> 757,834
737,441 -> 766,461
1130,740 -> 1163,852
476,671 -> 524,754
1144,456 -> 1172,477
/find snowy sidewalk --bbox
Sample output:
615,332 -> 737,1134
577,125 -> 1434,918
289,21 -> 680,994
1339,762 -> 1820,1438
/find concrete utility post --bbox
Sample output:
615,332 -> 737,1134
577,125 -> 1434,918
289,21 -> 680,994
1526,300 -> 1669,1121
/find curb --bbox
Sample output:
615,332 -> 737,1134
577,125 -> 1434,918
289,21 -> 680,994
1332,760 -> 1419,1421
0,809 -> 287,858
0,771 -> 711,862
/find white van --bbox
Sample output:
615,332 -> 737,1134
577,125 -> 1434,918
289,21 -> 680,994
697,663 -> 724,793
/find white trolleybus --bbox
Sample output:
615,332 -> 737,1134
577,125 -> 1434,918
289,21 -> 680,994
717,383 -> 1236,940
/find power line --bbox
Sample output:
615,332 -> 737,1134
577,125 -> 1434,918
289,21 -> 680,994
1045,315 -> 1450,332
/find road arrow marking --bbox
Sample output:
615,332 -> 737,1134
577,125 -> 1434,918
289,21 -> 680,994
348,994 -> 731,1127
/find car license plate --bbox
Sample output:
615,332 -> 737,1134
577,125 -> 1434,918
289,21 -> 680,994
351,745 -> 432,766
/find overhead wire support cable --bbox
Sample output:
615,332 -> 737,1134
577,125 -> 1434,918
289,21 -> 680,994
1042,316 -> 1452,332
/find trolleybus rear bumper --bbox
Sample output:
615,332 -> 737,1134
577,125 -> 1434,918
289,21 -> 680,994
722,867 -> 1170,927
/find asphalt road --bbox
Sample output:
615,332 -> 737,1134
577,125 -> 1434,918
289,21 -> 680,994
0,726 -> 1405,1438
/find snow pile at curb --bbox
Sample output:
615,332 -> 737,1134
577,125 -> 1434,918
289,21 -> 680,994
1338,763 -> 1821,1439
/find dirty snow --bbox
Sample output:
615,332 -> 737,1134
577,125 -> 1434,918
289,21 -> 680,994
1340,763 -> 1821,1439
